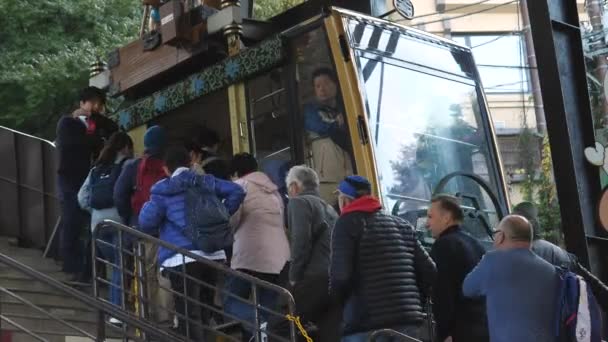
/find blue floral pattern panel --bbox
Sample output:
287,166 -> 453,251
112,36 -> 286,130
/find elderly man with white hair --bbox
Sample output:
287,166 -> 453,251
285,165 -> 341,342
463,215 -> 559,342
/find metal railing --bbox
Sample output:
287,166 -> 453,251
92,220 -> 298,342
367,329 -> 422,342
0,126 -> 60,251
0,252 -> 188,342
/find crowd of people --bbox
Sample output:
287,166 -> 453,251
56,86 -> 608,342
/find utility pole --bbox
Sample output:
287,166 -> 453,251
519,0 -> 546,135
586,0 -> 608,126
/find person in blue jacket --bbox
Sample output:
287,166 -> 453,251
138,146 -> 244,340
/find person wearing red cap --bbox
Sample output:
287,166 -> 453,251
330,175 -> 436,342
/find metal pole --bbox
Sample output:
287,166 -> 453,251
527,0 -> 605,274
137,243 -> 149,320
182,257 -> 190,341
287,300 -> 297,342
519,0 -> 546,135
118,229 -> 127,342
222,0 -> 250,155
91,229 -> 105,341
252,283 -> 260,342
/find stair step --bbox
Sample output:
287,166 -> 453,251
1,306 -> 97,323
2,315 -> 130,340
5,331 -> 68,342
7,331 -> 137,342
1,291 -> 92,310
0,277 -> 74,295
1,316 -> 96,337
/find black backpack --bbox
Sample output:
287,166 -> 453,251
183,176 -> 232,253
89,160 -> 126,210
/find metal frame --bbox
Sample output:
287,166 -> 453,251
92,220 -> 298,342
527,0 -> 608,278
332,9 -> 510,215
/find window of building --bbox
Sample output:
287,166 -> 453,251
453,34 -> 530,93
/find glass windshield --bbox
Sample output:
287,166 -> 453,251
356,57 -> 501,246
340,14 -> 506,247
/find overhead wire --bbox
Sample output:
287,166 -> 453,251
405,0 -> 494,20
396,0 -> 519,25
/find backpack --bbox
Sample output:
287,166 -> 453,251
182,175 -> 232,253
555,267 -> 603,342
131,156 -> 166,216
89,160 -> 126,210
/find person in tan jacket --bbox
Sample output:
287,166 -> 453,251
223,153 -> 290,338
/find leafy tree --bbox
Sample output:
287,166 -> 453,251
517,112 -> 539,202
537,136 -> 563,244
253,0 -> 305,20
0,0 -> 141,139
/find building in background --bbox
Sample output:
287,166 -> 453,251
381,0 -> 587,204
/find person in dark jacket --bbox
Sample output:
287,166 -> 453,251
285,165 -> 341,342
330,175 -> 437,342
427,195 -> 489,342
55,86 -> 118,278
138,147 -> 245,340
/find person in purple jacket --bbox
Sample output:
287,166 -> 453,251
138,146 -> 244,340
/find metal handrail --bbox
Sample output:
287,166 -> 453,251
367,329 -> 422,342
0,252 -> 187,342
0,314 -> 49,342
0,287 -> 95,340
93,219 -> 298,342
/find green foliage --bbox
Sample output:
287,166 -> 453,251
253,0 -> 305,20
537,136 -> 563,244
0,0 -> 141,138
517,114 -> 537,202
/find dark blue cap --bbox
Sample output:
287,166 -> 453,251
337,175 -> 371,198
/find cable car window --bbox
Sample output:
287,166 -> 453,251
359,56 -> 501,244
293,26 -> 355,203
247,68 -> 292,194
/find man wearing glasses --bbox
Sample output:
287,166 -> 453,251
463,215 -> 558,342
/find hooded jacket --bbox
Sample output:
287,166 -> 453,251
230,172 -> 290,274
330,196 -> 437,335
138,169 -> 245,265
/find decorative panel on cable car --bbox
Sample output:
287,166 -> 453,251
112,36 -> 285,131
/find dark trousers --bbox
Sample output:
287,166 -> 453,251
166,262 -> 218,341
293,275 -> 342,342
59,191 -> 88,275
223,269 -> 280,338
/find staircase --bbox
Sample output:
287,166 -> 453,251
0,237 -> 122,342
